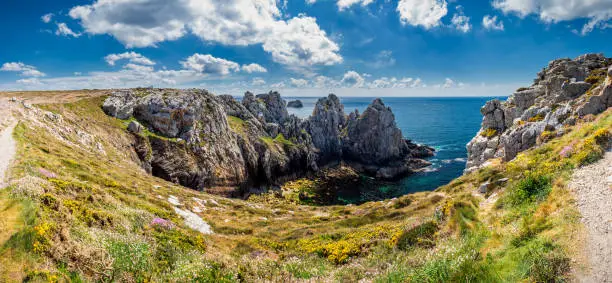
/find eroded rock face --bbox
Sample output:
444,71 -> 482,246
466,53 -> 612,173
103,89 -> 434,195
102,89 -> 137,119
242,91 -> 288,124
343,99 -> 406,164
342,99 -> 434,178
307,94 -> 346,163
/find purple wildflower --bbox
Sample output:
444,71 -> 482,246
560,145 -> 573,158
151,218 -> 174,230
38,168 -> 57,178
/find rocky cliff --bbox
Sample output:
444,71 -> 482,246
103,89 -> 433,195
466,53 -> 612,172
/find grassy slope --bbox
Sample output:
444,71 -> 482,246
0,97 -> 609,282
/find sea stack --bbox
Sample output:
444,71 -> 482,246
287,100 -> 303,108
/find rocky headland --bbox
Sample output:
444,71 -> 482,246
466,53 -> 612,172
103,89 -> 434,196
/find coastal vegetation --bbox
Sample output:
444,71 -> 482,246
0,93 -> 609,281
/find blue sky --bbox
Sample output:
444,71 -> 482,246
1,0 -> 612,96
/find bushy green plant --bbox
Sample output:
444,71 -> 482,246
504,172 -> 551,206
107,240 -> 152,281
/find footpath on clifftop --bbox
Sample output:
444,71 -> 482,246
570,150 -> 612,282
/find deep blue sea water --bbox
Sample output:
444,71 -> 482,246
285,96 -> 506,203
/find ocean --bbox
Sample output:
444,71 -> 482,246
286,96 -> 506,203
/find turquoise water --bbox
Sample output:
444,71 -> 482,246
287,96 -> 506,203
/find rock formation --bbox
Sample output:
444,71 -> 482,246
466,53 -> 612,172
103,89 -> 434,195
307,94 -> 346,163
342,99 -> 434,178
287,100 -> 304,108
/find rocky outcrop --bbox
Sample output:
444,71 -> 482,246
307,94 -> 346,163
242,91 -> 288,124
103,89 -> 433,195
466,53 -> 612,172
127,121 -> 143,134
287,100 -> 303,108
312,96 -> 435,179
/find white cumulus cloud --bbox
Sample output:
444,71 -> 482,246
262,16 -> 342,68
451,6 -> 471,33
340,71 -> 365,87
397,0 -> 448,29
290,78 -> 310,88
1,62 -> 46,77
124,63 -> 155,73
443,78 -> 456,88
251,77 -> 266,86
56,23 -> 81,37
482,15 -> 505,31
241,63 -> 268,73
17,78 -> 43,85
181,54 -> 240,75
68,0 -> 342,68
368,77 -> 420,88
41,13 -> 53,23
271,82 -> 286,89
337,0 -> 374,11
492,0 -> 612,34
105,52 -> 156,66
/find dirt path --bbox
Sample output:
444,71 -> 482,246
570,150 -> 612,282
0,98 -> 17,188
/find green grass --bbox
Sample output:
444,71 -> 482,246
227,116 -> 247,137
2,96 -> 610,282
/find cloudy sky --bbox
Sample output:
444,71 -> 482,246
1,0 -> 612,97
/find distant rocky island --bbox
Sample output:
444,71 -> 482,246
287,100 -> 303,108
467,53 -> 612,172
103,89 -> 434,195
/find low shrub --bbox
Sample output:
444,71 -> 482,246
573,128 -> 610,166
504,172 -> 551,206
528,113 -> 545,122
539,130 -> 556,143
393,197 -> 412,209
107,240 -> 152,281
585,68 -> 607,85
480,128 -> 498,138
395,221 -> 438,250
